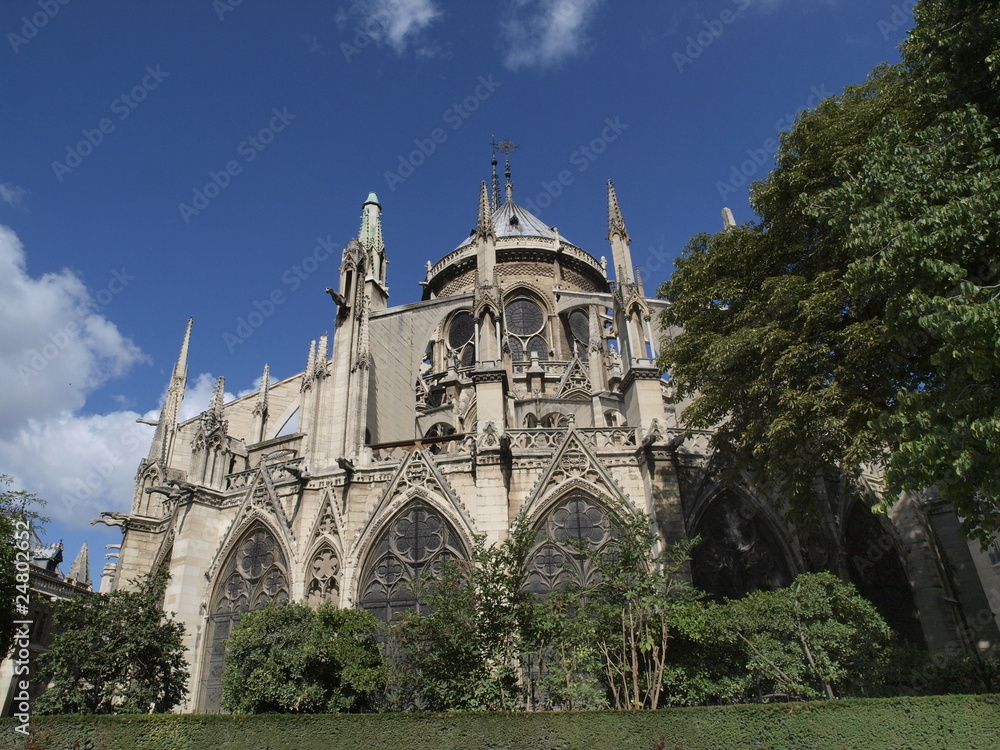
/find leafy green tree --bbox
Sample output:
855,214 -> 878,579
1,475 -> 45,659
389,519 -> 538,711
721,573 -> 895,701
523,587 -> 607,710
222,602 -> 384,714
35,568 -> 188,714
570,500 -> 699,710
659,573 -> 895,705
658,1 -> 1000,538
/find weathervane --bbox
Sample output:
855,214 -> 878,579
490,136 -> 518,206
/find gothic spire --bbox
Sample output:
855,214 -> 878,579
316,334 -> 329,377
253,363 -> 270,417
490,137 -> 501,210
359,193 -> 385,285
606,180 -> 631,243
67,542 -> 91,588
477,181 -> 494,237
490,137 -> 518,204
210,376 -> 225,422
606,181 -> 635,284
148,317 -> 192,463
303,338 -> 317,391
722,207 -> 737,230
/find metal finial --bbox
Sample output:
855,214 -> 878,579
494,137 -> 518,203
489,136 -> 501,210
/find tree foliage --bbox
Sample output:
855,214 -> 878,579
35,568 -> 188,714
385,503 -> 911,710
388,519 -> 538,711
660,573 -> 896,705
562,500 -> 699,710
0,474 -> 45,659
657,1 -> 1000,539
389,504 -> 699,711
221,602 -> 385,714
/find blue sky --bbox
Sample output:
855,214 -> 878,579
0,0 -> 915,586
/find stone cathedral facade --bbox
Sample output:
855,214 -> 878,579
105,167 -> 998,712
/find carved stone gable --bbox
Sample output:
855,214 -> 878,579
353,449 -> 472,555
306,489 -> 344,549
523,430 -> 629,519
557,357 -> 592,398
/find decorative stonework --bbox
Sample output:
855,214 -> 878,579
556,357 -> 592,398
526,493 -> 614,593
357,501 -> 466,622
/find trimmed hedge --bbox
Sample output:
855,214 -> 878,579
2,694 -> 998,750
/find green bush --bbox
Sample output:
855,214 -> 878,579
221,603 -> 384,713
2,694 -> 999,750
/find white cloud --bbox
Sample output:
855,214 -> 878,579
178,372 -> 236,423
0,183 -> 27,209
0,410 -> 153,525
0,369 -> 238,527
0,225 -> 146,439
500,0 -> 604,71
347,0 -> 443,55
0,224 -> 151,526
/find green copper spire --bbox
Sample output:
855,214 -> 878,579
358,192 -> 385,285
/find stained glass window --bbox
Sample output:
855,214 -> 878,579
448,311 -> 476,368
505,296 -> 548,362
359,501 -> 466,623
506,299 -> 544,336
568,309 -> 590,348
200,525 -> 288,711
525,494 -> 613,594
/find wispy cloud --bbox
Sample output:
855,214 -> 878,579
344,0 -> 443,55
0,183 -> 27,209
0,224 -> 151,523
300,33 -> 323,54
500,0 -> 605,71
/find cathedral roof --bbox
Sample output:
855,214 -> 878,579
454,199 -> 570,250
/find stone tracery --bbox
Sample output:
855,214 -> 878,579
358,501 -> 467,623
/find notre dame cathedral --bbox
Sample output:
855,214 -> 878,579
104,156 -> 999,712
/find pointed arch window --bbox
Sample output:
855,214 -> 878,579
200,525 -> 289,712
447,311 -> 476,369
566,308 -> 590,356
505,296 -> 548,362
358,501 -> 467,623
690,492 -> 792,602
525,494 -> 614,594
